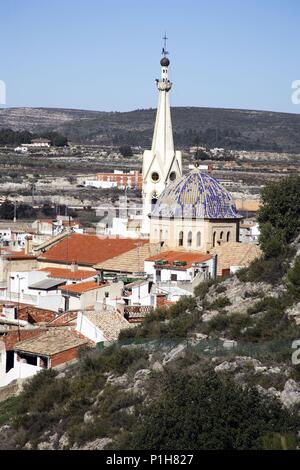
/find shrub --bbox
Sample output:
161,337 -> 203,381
207,295 -> 231,310
237,255 -> 287,285
81,344 -> 148,375
194,279 -> 216,299
247,296 -> 278,315
286,256 -> 300,299
118,370 -> 299,450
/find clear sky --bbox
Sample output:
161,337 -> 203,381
1,0 -> 300,113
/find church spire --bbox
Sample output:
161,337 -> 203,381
141,37 -> 182,235
151,35 -> 174,161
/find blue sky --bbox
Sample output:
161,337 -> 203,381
1,0 -> 300,113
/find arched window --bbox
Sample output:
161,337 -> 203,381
227,231 -> 230,242
187,231 -> 192,247
178,231 -> 184,247
213,231 -> 216,247
159,229 -> 163,241
220,231 -> 223,240
196,231 -> 201,247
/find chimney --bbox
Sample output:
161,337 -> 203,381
70,262 -> 78,272
24,236 -> 33,255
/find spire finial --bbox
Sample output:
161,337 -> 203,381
162,33 -> 169,57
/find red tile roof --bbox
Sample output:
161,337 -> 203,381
145,251 -> 212,269
39,267 -> 96,280
38,234 -> 149,266
1,249 -> 36,261
59,280 -> 107,294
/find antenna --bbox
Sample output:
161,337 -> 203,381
162,33 -> 169,57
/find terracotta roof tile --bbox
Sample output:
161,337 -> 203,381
210,242 -> 261,275
59,280 -> 107,294
39,267 -> 96,280
14,329 -> 87,356
95,242 -> 161,273
38,234 -> 149,266
84,308 -> 135,342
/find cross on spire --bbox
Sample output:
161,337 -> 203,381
162,33 -> 169,57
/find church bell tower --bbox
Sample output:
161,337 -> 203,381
141,36 -> 182,235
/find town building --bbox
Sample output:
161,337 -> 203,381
85,170 -> 142,190
21,138 -> 51,149
239,218 -> 260,244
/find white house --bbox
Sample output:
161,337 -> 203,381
122,279 -> 155,307
144,251 -> 216,284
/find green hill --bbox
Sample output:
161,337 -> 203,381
1,106 -> 300,152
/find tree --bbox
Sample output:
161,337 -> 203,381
257,176 -> 300,256
41,131 -> 68,147
41,202 -> 55,217
123,370 -> 298,450
194,150 -> 209,161
119,145 -> 133,157
259,222 -> 287,259
17,204 -> 37,219
0,200 -> 14,219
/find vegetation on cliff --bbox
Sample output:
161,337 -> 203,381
0,176 -> 300,450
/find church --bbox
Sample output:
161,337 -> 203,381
141,42 -> 241,253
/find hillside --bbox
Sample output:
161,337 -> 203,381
1,106 -> 300,152
0,176 -> 300,451
1,237 -> 300,450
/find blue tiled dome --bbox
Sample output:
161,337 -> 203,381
151,170 -> 239,219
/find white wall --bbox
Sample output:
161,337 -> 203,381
0,359 -> 41,388
2,270 -> 65,312
38,293 -> 64,312
130,283 -> 152,306
0,341 -> 6,379
145,258 -> 215,284
85,180 -> 117,189
76,312 -> 106,344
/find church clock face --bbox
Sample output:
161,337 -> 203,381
151,171 -> 160,182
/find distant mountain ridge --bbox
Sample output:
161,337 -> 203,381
1,106 -> 300,152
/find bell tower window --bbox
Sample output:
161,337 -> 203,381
196,231 -> 201,247
178,231 -> 184,247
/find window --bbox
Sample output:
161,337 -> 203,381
213,231 -> 216,247
178,231 -> 184,247
171,273 -> 177,281
196,231 -> 201,247
169,171 -> 176,181
151,172 -> 159,182
227,231 -> 230,242
187,231 -> 192,247
220,231 -> 223,240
